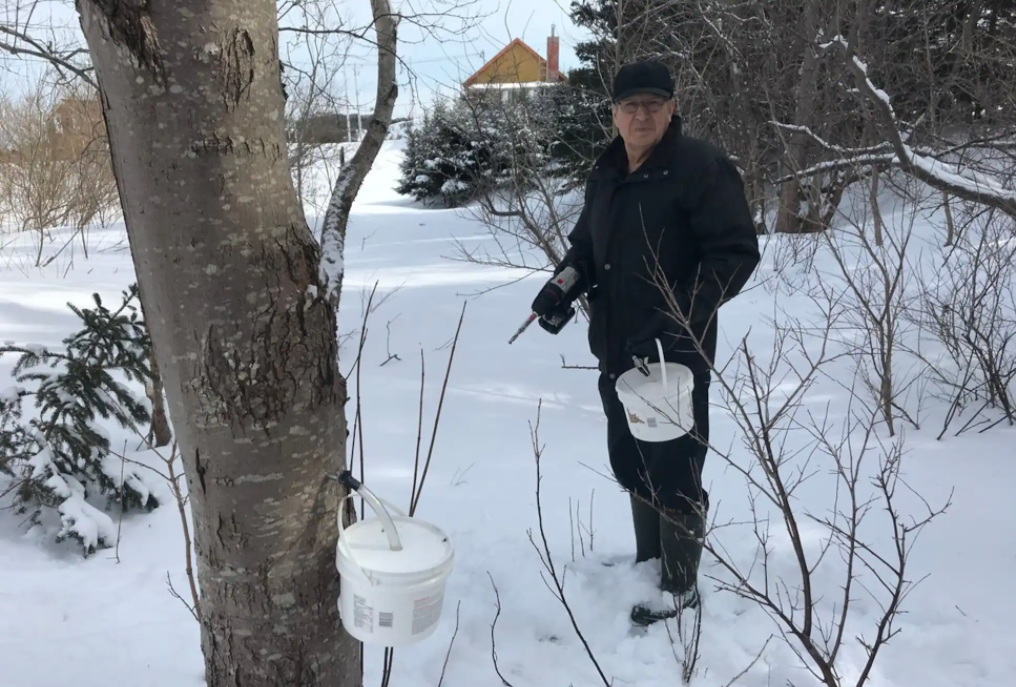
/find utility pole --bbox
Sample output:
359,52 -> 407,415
353,64 -> 362,141
344,67 -> 352,143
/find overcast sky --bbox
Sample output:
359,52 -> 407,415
3,0 -> 591,119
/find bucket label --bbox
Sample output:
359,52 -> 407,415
353,594 -> 374,633
412,591 -> 444,635
379,611 -> 394,629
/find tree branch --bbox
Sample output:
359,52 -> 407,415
823,36 -> 1016,217
0,23 -> 97,89
317,0 -> 398,310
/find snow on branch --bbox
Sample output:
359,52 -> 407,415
772,154 -> 898,185
771,122 -> 897,157
316,0 -> 399,308
819,36 -> 1016,217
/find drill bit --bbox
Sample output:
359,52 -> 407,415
508,313 -> 537,344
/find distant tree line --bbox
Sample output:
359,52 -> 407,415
400,0 -> 1016,234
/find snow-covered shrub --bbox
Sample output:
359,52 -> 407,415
396,84 -> 608,207
0,392 -> 34,480
396,100 -> 507,207
539,81 -> 611,187
0,284 -> 161,555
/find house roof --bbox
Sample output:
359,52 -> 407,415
462,37 -> 559,87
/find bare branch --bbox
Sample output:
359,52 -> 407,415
0,22 -> 97,88
824,36 -> 1016,217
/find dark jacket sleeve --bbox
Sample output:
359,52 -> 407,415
556,186 -> 596,292
676,156 -> 760,324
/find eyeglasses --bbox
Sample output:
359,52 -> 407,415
616,98 -> 669,114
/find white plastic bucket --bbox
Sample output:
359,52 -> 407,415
615,338 -> 695,442
336,493 -> 454,648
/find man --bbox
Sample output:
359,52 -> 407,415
532,60 -> 760,625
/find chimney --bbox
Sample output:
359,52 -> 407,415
546,25 -> 560,82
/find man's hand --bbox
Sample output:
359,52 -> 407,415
625,309 -> 687,359
538,303 -> 575,335
530,264 -> 584,318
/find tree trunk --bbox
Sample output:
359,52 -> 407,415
318,0 -> 398,312
775,0 -> 824,234
871,164 -> 885,247
76,2 -> 360,685
146,347 -> 173,448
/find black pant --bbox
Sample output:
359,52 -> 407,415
597,370 -> 711,514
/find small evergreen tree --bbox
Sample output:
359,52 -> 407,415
396,100 -> 513,207
0,283 -> 161,555
397,84 -> 610,206
0,392 -> 34,479
542,75 -> 612,187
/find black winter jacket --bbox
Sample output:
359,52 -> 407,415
561,115 -> 760,376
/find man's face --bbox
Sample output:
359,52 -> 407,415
613,94 -> 675,148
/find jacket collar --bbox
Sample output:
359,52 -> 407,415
596,114 -> 682,176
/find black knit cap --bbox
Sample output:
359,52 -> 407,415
611,60 -> 674,102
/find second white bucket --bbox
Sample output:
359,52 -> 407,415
615,338 -> 695,442
336,480 -> 454,648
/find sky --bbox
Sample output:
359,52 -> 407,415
2,0 -> 592,120
327,0 -> 589,116
282,0 -> 590,118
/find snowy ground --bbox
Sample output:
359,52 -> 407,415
1,140 -> 1014,687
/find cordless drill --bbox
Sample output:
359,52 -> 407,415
508,265 -> 584,343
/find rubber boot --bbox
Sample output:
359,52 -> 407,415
631,494 -> 661,563
660,510 -> 705,603
630,507 -> 706,627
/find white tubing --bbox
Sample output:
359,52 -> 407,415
336,494 -> 371,584
336,492 -> 414,584
358,483 -> 403,551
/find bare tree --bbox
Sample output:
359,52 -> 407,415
772,0 -> 830,234
567,0 -> 1015,235
0,78 -> 118,265
308,0 -> 484,312
1,0 -> 95,87
651,293 -> 947,686
814,180 -> 925,436
452,86 -> 587,276
699,335 -> 949,687
279,3 -> 354,216
500,293 -> 947,686
72,0 -> 403,682
906,207 -> 1016,436
317,0 -> 397,313
823,37 -> 1016,219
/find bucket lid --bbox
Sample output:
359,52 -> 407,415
340,517 -> 453,574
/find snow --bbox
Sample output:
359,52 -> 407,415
466,81 -> 564,91
1,141 -> 1015,687
811,37 -> 1016,209
28,446 -> 118,554
906,145 -> 1016,200
317,169 -> 351,300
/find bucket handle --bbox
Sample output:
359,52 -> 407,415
654,338 -> 668,392
336,470 -> 404,551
